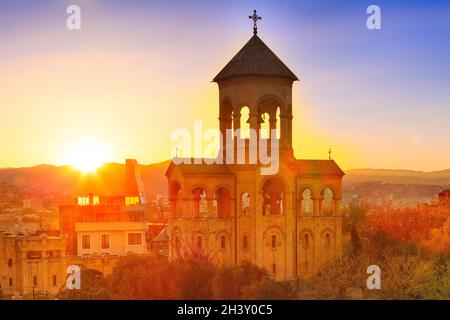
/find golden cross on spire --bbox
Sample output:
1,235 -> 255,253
328,148 -> 332,160
249,9 -> 262,35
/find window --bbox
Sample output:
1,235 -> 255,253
125,196 -> 140,206
7,259 -> 13,267
128,233 -> 143,246
241,192 -> 250,214
174,235 -> 180,249
92,196 -> 100,206
301,189 -> 313,216
33,276 -> 37,287
272,263 -> 276,274
304,234 -> 310,248
9,278 -> 13,287
81,235 -> 90,249
221,235 -> 226,249
197,236 -> 203,250
77,196 -> 89,206
322,188 -> 334,215
243,235 -> 248,250
262,178 -> 284,215
53,275 -> 57,287
192,188 -> 208,218
324,233 -> 331,248
271,235 -> 277,249
101,234 -> 110,249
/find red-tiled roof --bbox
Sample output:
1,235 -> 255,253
213,35 -> 298,82
166,159 -> 344,176
289,160 -> 345,176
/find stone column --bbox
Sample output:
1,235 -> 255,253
312,198 -> 320,216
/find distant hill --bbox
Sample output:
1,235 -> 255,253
344,168 -> 450,186
0,161 -> 170,196
1,164 -> 450,201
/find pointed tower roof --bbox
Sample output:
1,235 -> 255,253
213,35 -> 298,82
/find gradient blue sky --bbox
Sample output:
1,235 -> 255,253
0,0 -> 449,170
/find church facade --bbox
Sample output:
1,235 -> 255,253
166,18 -> 345,280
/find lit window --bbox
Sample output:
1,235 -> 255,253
77,196 -> 89,206
81,235 -> 90,249
128,233 -> 143,246
241,192 -> 250,214
125,196 -> 140,206
93,196 -> 100,206
101,234 -> 110,249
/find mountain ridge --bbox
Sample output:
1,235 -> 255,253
1,162 -> 450,195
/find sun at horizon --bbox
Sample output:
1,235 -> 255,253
63,139 -> 113,174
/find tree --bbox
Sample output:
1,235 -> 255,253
345,203 -> 367,256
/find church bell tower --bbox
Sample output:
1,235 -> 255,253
213,10 -> 298,161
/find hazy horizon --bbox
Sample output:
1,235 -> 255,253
2,160 -> 450,174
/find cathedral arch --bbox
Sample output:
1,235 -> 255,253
261,177 -> 286,215
299,188 -> 314,216
299,229 -> 314,249
169,182 -> 183,218
320,187 -> 335,216
172,227 -> 182,253
213,187 -> 231,218
241,233 -> 249,250
191,187 -> 208,218
321,229 -> 334,248
241,192 -> 250,215
192,232 -> 206,251
239,106 -> 251,139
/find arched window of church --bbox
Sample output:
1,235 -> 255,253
301,189 -> 313,216
322,188 -> 334,216
192,188 -> 208,218
221,235 -> 226,249
271,235 -> 277,249
197,235 -> 203,250
242,235 -> 248,250
263,178 -> 284,215
240,106 -> 250,139
170,183 -> 183,218
260,112 -> 270,139
215,187 -> 231,218
324,232 -> 331,248
304,233 -> 310,249
241,192 -> 250,215
174,234 -> 180,249
199,191 -> 208,216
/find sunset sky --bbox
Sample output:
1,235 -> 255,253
1,0 -> 450,171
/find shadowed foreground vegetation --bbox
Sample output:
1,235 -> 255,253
58,205 -> 449,300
